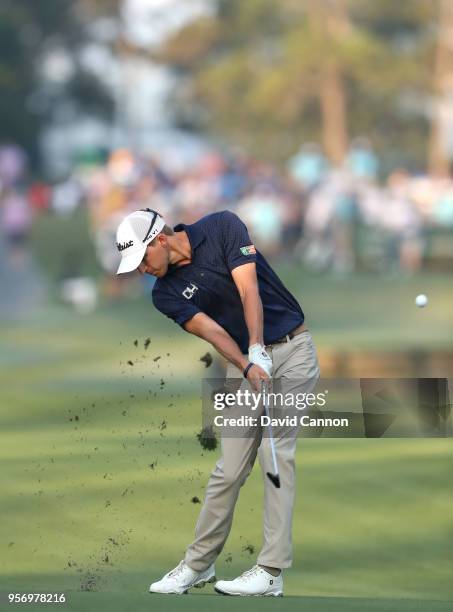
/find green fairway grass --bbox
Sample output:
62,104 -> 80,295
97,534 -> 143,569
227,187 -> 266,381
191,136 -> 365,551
279,266 -> 453,350
27,593 -> 453,612
1,268 -> 452,610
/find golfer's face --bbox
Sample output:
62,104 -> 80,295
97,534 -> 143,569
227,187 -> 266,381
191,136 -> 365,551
138,241 -> 169,277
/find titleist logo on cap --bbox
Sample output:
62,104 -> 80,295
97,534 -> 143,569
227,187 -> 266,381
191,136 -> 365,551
117,240 -> 133,252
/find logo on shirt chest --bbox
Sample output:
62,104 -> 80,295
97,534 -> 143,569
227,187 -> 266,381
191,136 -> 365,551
182,282 -> 199,299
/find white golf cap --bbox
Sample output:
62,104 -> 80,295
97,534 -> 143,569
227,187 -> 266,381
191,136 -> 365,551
116,208 -> 166,274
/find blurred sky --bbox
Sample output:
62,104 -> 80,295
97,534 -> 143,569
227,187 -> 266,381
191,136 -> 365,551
40,0 -> 214,176
122,0 -> 212,48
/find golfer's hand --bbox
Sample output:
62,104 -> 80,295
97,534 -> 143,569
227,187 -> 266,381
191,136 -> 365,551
247,363 -> 270,392
248,344 -> 273,377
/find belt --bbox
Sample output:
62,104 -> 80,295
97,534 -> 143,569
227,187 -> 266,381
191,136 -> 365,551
265,323 -> 308,348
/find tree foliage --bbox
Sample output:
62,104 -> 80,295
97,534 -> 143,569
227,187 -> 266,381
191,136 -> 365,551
0,0 -> 118,168
160,0 -> 440,168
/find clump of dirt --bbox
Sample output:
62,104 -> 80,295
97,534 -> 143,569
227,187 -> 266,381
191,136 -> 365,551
80,572 -> 101,591
133,340 -> 138,347
149,460 -> 158,470
196,425 -> 218,451
200,352 -> 213,368
144,338 -> 151,350
242,543 -> 255,555
153,356 -> 161,362
225,553 -> 233,563
69,530 -> 132,591
127,360 -> 134,366
191,496 -> 201,504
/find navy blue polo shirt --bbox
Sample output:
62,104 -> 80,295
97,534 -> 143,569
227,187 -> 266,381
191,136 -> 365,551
152,211 -> 304,353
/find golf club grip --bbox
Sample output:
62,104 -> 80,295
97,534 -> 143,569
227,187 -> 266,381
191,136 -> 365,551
261,380 -> 280,481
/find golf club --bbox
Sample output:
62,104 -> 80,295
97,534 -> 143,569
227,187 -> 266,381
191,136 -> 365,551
261,379 -> 281,489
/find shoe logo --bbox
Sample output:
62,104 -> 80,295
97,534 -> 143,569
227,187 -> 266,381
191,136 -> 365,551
117,240 -> 133,252
270,579 -> 273,585
182,283 -> 199,299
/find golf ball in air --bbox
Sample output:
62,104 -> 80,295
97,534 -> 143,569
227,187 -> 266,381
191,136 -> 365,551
415,294 -> 428,308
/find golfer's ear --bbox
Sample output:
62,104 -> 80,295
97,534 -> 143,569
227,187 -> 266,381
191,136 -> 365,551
157,233 -> 167,247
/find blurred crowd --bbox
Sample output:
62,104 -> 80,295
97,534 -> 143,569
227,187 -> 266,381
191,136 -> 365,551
1,139 -> 453,297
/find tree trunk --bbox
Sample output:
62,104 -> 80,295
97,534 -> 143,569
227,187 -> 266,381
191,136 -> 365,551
428,0 -> 453,177
319,60 -> 348,166
308,0 -> 349,166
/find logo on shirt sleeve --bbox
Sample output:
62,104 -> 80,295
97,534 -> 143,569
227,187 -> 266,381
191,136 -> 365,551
240,244 -> 256,256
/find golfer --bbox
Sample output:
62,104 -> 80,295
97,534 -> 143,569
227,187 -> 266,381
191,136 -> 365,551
116,208 -> 320,596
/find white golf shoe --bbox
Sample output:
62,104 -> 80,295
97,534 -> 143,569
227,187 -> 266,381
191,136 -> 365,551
149,560 -> 216,594
215,565 -> 283,597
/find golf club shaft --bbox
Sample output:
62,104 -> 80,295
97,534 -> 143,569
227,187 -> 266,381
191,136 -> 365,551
261,380 -> 279,477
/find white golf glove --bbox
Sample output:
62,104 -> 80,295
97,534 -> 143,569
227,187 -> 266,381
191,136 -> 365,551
248,343 -> 273,377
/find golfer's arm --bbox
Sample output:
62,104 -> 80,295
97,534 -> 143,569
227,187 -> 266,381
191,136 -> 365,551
183,312 -> 249,372
231,263 -> 263,346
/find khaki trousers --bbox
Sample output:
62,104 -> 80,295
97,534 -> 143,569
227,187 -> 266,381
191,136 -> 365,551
185,330 -> 320,570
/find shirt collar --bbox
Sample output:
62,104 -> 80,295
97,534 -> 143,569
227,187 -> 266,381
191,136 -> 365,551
173,222 -> 206,252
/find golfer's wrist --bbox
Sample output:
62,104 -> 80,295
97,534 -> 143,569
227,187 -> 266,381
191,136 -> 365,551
243,362 -> 254,379
248,335 -> 263,346
249,342 -> 264,352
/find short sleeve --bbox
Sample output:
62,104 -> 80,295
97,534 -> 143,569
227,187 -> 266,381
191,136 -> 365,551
220,211 -> 257,271
152,286 -> 200,327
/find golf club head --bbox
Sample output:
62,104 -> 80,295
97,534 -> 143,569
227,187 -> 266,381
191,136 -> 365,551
266,472 -> 281,488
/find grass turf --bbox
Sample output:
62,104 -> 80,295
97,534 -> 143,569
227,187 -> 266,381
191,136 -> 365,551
11,593 -> 453,612
1,268 -> 453,610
